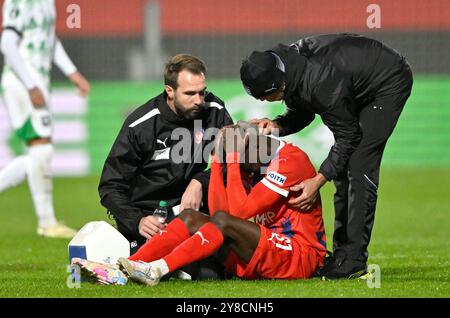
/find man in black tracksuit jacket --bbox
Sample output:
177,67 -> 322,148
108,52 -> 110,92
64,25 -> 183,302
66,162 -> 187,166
99,54 -> 233,279
240,33 -> 413,279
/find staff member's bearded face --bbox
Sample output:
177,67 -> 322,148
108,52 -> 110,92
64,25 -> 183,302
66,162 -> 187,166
165,69 -> 206,120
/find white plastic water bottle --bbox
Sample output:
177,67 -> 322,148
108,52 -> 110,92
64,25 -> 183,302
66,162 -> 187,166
153,201 -> 168,223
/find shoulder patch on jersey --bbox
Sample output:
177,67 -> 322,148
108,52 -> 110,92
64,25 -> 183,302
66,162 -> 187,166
261,178 -> 289,197
266,171 -> 287,186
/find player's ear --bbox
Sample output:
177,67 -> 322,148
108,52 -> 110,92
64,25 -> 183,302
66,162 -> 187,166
165,85 -> 175,99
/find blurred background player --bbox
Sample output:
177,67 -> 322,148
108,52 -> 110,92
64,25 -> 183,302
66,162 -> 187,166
73,123 -> 327,285
0,0 -> 90,238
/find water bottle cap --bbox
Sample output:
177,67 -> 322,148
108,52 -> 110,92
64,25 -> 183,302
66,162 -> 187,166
159,201 -> 167,207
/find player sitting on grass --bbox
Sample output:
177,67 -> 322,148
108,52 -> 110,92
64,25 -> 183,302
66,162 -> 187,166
72,123 -> 327,285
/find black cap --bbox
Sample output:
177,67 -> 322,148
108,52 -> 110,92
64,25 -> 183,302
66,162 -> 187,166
240,51 -> 285,99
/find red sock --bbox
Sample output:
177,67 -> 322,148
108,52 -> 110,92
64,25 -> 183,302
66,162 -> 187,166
129,218 -> 190,262
163,222 -> 224,272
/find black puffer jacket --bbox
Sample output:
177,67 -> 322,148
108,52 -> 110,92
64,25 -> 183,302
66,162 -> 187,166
271,33 -> 410,180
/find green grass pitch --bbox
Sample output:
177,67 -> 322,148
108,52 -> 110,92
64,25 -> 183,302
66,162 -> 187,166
0,168 -> 448,298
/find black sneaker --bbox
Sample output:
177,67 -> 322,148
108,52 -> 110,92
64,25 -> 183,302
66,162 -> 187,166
315,251 -> 335,277
321,258 -> 367,280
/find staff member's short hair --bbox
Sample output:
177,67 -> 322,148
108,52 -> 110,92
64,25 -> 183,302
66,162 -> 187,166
164,54 -> 207,89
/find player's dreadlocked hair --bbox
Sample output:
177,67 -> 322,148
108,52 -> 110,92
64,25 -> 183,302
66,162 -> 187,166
164,54 -> 207,89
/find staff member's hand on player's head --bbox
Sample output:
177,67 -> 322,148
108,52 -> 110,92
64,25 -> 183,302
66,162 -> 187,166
138,215 -> 166,240
249,118 -> 281,135
69,71 -> 91,97
28,87 -> 46,108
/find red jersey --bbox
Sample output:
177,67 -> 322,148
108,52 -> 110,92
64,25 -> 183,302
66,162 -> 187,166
209,141 -> 327,264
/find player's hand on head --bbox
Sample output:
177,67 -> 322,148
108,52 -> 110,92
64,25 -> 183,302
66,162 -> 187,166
237,131 -> 250,154
221,126 -> 234,154
28,87 -> 46,108
69,71 -> 90,97
212,128 -> 224,159
180,179 -> 203,212
249,118 -> 280,135
222,125 -> 248,155
138,215 -> 166,240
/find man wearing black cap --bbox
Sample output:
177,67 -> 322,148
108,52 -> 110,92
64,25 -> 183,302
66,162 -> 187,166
240,33 -> 413,279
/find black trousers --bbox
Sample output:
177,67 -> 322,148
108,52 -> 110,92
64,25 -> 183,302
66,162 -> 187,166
333,65 -> 413,263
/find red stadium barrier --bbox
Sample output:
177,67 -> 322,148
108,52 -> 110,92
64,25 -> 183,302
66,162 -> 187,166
0,0 -> 146,37
160,0 -> 450,34
0,0 -> 448,36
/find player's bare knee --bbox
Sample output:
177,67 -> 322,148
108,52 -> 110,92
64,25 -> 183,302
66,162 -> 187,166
178,209 -> 209,235
210,210 -> 230,233
178,208 -> 198,227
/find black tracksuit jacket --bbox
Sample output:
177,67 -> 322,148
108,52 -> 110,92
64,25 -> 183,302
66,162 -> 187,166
98,92 -> 233,243
271,33 -> 411,181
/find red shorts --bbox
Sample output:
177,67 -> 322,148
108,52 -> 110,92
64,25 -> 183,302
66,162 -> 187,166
225,225 -> 321,279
